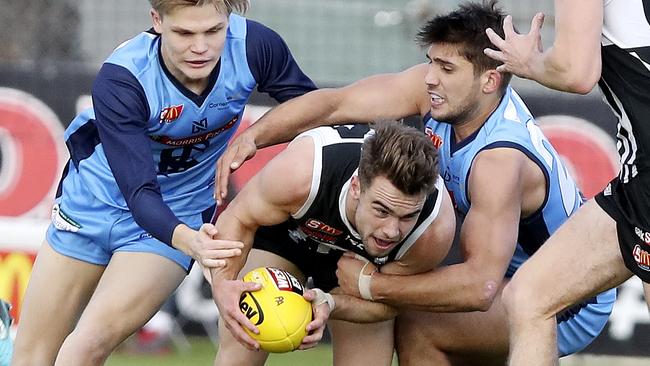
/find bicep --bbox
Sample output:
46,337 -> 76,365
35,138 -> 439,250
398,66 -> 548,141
460,150 -> 525,273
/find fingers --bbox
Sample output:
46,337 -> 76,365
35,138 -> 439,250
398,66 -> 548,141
502,14 -> 516,37
223,314 -> 260,350
200,223 -> 219,237
484,47 -> 505,64
531,12 -> 545,32
302,289 -> 316,301
215,142 -> 256,205
533,13 -> 545,53
242,280 -> 263,292
201,258 -> 226,268
485,27 -> 505,48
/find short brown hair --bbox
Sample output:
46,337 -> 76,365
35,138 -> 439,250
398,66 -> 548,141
149,0 -> 248,17
359,121 -> 439,196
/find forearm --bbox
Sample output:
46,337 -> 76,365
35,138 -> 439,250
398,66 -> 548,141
249,88 -> 345,149
530,47 -> 601,94
330,291 -> 398,323
371,263 -> 500,313
531,0 -> 602,94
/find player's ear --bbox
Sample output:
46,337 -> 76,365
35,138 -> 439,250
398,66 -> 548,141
481,69 -> 502,94
151,9 -> 163,33
351,176 -> 361,199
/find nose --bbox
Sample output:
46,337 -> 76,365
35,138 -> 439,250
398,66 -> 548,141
381,217 -> 400,240
424,64 -> 439,87
191,34 -> 208,54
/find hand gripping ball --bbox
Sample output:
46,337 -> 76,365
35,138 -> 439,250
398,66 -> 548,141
239,267 -> 313,353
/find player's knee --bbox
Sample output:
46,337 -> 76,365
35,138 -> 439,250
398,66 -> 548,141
59,325 -> 121,362
502,277 -> 537,320
395,312 -> 434,359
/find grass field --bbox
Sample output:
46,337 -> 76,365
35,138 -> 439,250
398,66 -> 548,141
106,337 -> 649,366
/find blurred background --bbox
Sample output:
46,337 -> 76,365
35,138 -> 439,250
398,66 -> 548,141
0,0 -> 648,365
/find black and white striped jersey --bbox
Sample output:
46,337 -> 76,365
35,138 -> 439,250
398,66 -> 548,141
599,0 -> 650,182
283,124 -> 444,266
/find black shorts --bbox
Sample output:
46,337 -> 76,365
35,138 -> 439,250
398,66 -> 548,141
253,223 -> 345,292
595,172 -> 650,283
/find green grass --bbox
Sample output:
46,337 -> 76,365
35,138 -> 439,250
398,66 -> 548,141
106,337 -> 648,366
106,337 -> 335,366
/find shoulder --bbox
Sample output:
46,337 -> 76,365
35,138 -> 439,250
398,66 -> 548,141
243,17 -> 287,48
105,31 -> 159,74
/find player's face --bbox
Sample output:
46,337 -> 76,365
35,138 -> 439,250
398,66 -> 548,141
152,4 -> 228,93
352,176 -> 425,258
424,43 -> 484,125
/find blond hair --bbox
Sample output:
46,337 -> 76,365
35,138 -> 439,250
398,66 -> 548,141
149,0 -> 248,16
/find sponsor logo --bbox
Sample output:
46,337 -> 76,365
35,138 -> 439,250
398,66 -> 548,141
51,204 -> 81,232
634,227 -> 650,245
267,267 -> 303,293
239,292 -> 264,325
208,101 -> 229,110
299,219 -> 344,245
150,115 -> 238,146
159,104 -> 184,124
632,245 -> 650,271
424,127 -> 444,149
305,219 -> 343,236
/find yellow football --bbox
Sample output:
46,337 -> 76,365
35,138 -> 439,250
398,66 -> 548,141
239,267 -> 313,353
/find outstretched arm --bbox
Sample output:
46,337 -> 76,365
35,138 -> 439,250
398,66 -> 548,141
215,64 -> 431,203
484,0 -> 602,94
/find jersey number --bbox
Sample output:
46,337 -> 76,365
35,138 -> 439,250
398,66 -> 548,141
158,142 -> 208,175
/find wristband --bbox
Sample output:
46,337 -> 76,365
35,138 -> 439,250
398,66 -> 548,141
358,261 -> 377,300
312,288 -> 336,312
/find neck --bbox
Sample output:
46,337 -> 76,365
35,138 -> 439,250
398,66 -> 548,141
453,95 -> 502,142
344,189 -> 357,229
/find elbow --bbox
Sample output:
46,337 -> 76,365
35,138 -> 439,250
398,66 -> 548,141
467,279 -> 500,312
565,74 -> 599,95
554,60 -> 601,94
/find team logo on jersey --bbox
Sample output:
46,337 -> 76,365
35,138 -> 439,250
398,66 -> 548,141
424,127 -> 444,149
632,245 -> 650,271
159,104 -> 184,124
192,118 -> 208,134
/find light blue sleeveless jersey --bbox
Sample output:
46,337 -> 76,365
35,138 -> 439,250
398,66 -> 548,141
425,86 -> 583,276
65,14 -> 253,217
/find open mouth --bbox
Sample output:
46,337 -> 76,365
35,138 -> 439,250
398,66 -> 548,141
374,237 -> 396,250
430,93 -> 445,107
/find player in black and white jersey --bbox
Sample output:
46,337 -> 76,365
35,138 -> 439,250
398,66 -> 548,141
209,121 -> 455,366
484,0 -> 650,364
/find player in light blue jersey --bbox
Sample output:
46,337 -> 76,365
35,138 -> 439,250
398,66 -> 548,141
213,1 -> 615,364
12,1 -> 316,365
